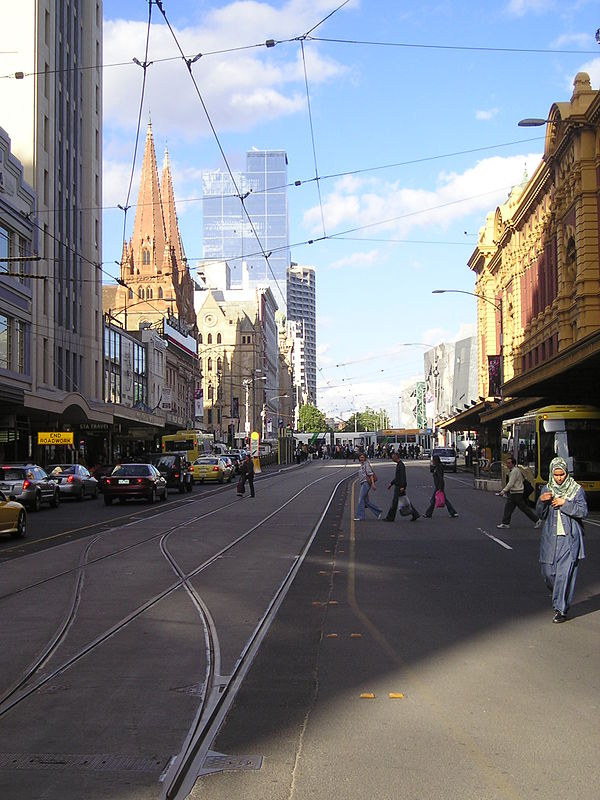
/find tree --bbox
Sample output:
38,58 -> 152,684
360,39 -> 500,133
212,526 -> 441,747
343,407 -> 390,432
298,403 -> 328,433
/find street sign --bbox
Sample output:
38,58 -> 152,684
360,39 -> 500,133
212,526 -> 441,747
38,432 -> 74,445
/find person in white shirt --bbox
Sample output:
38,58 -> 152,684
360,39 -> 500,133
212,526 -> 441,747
497,456 -> 540,529
354,452 -> 383,521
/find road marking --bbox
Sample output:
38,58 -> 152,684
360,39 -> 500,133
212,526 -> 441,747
478,527 -> 513,550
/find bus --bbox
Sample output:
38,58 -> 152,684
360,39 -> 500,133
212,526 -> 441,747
501,405 -> 600,500
161,430 -> 214,463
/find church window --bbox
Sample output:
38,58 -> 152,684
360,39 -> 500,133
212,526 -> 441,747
217,357 -> 222,372
207,357 -> 212,372
207,333 -> 213,344
142,248 -> 151,265
198,333 -> 203,344
217,333 -> 222,344
128,288 -> 134,299
148,288 -> 153,299
158,287 -> 163,299
139,288 -> 144,299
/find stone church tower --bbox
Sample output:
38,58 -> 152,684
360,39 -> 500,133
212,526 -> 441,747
105,120 -> 196,332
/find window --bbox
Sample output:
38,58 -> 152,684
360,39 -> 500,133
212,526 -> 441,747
15,321 -> 25,373
207,333 -> 213,344
0,315 -> 8,369
217,357 -> 222,372
0,225 -> 8,273
158,287 -> 163,299
198,333 -> 202,344
142,248 -> 151,265
207,357 -> 212,372
217,332 -> 222,344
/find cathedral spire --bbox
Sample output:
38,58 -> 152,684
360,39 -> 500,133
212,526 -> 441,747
129,118 -> 166,267
161,145 -> 185,269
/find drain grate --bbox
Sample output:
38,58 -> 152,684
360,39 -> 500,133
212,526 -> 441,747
0,753 -> 170,773
200,751 -> 263,776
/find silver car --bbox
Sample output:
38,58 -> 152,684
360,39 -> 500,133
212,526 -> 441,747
47,464 -> 99,500
0,464 -> 60,511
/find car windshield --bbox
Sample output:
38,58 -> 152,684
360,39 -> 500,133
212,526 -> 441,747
112,464 -> 150,476
0,468 -> 26,481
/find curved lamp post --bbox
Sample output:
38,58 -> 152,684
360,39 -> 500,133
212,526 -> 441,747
432,288 -> 503,398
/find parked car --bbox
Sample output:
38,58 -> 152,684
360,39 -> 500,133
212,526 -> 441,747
0,464 -> 60,511
192,456 -> 233,484
148,453 -> 193,493
0,490 -> 27,538
430,447 -> 458,472
47,463 -> 99,500
103,463 -> 168,505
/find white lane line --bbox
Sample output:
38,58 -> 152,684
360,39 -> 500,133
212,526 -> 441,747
478,527 -> 513,550
586,519 -> 600,528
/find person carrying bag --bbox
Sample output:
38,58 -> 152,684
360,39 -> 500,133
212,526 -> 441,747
424,455 -> 458,518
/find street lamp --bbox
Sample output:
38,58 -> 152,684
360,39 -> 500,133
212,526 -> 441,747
242,374 -> 266,435
432,288 -> 503,397
517,118 -> 553,127
262,394 -> 289,440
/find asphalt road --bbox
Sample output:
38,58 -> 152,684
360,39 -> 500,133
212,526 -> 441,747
196,461 -> 600,800
0,460 -> 598,800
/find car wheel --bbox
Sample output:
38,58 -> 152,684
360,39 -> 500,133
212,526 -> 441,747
148,488 -> 156,504
178,479 -> 185,494
31,492 -> 42,512
104,495 -> 113,505
92,487 -> 98,499
161,488 -> 168,501
11,510 -> 27,538
50,490 -> 60,508
218,474 -> 224,484
185,479 -> 193,492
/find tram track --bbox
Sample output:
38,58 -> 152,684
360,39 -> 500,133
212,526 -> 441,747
0,463 -> 353,798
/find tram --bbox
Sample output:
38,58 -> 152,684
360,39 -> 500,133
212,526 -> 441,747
501,405 -> 600,499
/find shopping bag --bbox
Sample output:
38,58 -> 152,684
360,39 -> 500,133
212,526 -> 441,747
398,495 -> 413,517
434,490 -> 446,508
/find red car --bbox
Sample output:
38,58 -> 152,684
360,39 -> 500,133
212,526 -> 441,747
103,463 -> 167,505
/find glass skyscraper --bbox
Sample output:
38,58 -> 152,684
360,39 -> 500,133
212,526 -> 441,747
202,150 -> 290,310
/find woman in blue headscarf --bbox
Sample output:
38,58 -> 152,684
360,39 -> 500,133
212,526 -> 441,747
536,456 -> 588,623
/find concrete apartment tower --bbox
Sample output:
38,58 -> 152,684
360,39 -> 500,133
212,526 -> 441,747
287,264 -> 317,406
1,1 -> 104,413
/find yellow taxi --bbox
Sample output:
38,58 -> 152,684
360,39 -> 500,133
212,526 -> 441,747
0,489 -> 27,538
191,457 -> 233,484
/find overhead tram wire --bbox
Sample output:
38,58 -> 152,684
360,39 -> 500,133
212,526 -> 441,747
292,0 -> 353,240
118,0 -> 154,250
154,0 -> 288,312
306,36 -> 600,56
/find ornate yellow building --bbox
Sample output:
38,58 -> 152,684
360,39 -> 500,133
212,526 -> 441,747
469,72 -> 600,410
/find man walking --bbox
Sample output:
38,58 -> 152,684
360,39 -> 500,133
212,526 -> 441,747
238,454 -> 255,498
384,451 -> 419,521
497,456 -> 540,529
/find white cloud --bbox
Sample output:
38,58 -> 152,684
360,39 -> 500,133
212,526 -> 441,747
475,108 -> 499,121
303,153 -> 544,238
576,58 -> 600,89
551,32 -> 594,48
506,0 -> 555,17
103,3 -> 350,139
326,249 -> 381,270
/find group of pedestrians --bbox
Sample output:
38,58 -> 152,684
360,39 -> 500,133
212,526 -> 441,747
353,450 -> 588,624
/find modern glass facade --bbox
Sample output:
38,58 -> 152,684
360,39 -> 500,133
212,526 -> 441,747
202,150 -> 290,310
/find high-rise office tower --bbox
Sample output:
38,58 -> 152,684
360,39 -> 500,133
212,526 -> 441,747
202,150 -> 290,311
2,2 -> 104,407
287,264 -> 317,406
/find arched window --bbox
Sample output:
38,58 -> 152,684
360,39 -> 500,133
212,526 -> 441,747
198,333 -> 203,344
207,357 -> 212,372
139,288 -> 144,299
128,288 -> 134,299
158,287 -> 163,299
208,385 -> 214,400
217,357 -> 222,372
147,288 -> 153,299
207,333 -> 213,344
566,237 -> 576,278
217,333 -> 222,344
142,248 -> 151,265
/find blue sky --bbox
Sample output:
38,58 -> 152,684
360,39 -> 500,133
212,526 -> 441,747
101,0 -> 600,425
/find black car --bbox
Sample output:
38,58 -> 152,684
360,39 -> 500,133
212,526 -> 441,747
149,453 -> 193,493
103,463 -> 168,505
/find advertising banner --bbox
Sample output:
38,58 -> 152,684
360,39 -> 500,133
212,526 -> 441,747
488,355 -> 501,397
194,386 -> 204,419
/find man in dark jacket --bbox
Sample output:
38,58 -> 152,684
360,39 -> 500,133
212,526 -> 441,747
384,452 -> 420,521
238,454 -> 255,497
